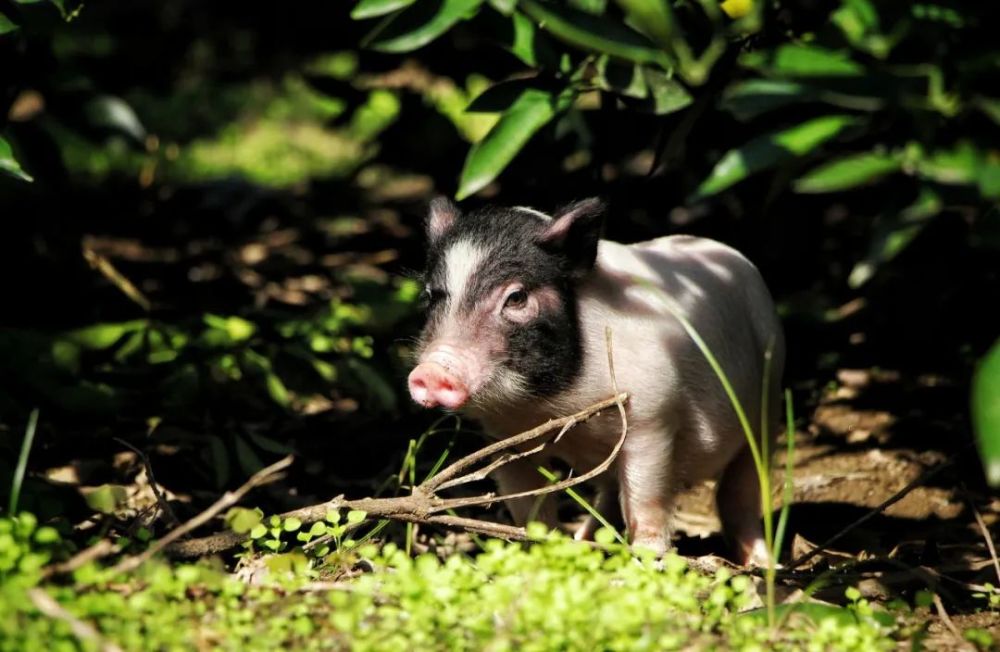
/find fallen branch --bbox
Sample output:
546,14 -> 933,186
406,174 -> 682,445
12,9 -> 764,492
109,455 -> 293,574
931,593 -> 972,651
166,392 -> 629,559
113,437 -> 180,527
28,588 -> 124,652
42,539 -> 121,580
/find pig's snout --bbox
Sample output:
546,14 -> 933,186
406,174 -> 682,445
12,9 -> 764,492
408,362 -> 469,410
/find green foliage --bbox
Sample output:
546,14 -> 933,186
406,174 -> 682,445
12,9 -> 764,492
352,0 -> 999,285
972,338 -> 1000,486
0,136 -> 33,182
0,517 -> 902,650
0,514 -> 65,590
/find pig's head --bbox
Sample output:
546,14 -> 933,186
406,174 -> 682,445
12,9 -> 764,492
407,197 -> 604,414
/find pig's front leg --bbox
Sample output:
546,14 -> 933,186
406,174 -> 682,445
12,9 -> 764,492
617,429 -> 676,556
493,457 -> 559,530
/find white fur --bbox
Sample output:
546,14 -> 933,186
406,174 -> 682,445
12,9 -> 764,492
478,234 -> 785,562
442,239 -> 487,313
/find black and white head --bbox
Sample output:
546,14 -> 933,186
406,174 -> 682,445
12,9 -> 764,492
407,197 -> 605,413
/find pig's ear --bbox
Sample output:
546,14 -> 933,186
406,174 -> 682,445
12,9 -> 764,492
427,196 -> 460,243
537,198 -> 605,275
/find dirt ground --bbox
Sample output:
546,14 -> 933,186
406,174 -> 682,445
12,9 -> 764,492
670,366 -> 1000,649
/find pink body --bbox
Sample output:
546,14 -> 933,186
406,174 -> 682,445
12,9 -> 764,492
409,221 -> 784,564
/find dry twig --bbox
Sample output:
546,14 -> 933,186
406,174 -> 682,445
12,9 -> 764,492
28,588 -> 124,652
166,393 -> 629,559
110,455 -> 293,573
42,539 -> 121,580
968,499 -> 1000,586
931,593 -> 973,650
113,437 -> 180,527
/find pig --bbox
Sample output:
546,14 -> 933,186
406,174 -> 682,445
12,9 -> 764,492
407,197 -> 785,565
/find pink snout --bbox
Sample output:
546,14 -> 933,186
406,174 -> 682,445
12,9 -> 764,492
408,362 -> 469,410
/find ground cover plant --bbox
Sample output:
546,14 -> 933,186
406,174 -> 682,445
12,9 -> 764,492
2,0 -> 999,649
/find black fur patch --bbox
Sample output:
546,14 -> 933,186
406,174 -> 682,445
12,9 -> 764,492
421,205 -> 597,398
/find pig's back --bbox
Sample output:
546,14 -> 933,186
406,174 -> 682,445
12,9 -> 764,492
565,236 -> 783,482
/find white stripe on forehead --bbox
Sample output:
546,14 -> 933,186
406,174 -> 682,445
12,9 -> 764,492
443,239 -> 488,309
514,206 -> 552,221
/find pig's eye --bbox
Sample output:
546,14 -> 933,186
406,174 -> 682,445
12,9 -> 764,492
421,287 -> 447,308
503,288 -> 528,310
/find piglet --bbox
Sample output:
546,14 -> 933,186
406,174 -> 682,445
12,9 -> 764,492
407,197 -> 785,565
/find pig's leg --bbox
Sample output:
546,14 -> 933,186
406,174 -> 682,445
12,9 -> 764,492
493,458 -> 559,529
573,477 -> 621,541
617,430 -> 676,555
716,445 -> 769,567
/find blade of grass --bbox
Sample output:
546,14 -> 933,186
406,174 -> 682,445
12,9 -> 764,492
9,408 -> 40,514
537,466 -> 628,546
772,388 -> 796,560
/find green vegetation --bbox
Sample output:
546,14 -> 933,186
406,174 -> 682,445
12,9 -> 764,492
1,0 -> 997,648
1,515 -> 907,651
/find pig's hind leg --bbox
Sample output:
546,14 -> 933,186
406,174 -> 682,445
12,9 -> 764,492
494,457 -> 559,530
716,445 -> 769,567
573,478 -> 623,541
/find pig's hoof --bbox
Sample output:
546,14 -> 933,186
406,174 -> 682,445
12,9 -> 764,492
573,517 -> 598,542
629,533 -> 670,558
740,539 -> 779,569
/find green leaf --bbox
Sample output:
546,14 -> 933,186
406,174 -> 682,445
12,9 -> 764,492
623,67 -> 692,115
0,12 -> 18,34
594,57 -> 648,99
691,115 -> 858,200
83,485 -> 129,515
283,517 -> 303,532
974,97 -> 1000,126
467,78 -> 550,113
488,0 -> 516,14
847,186 -> 941,288
346,510 -> 368,525
246,432 -> 294,455
740,602 -> 890,627
915,142 -> 979,186
84,96 -> 147,144
234,435 -> 265,475
457,87 -> 573,199
352,0 -> 416,20
832,0 -> 890,58
64,320 -> 147,350
250,524 -> 268,539
974,338 -> 1000,487
744,44 -> 864,77
611,0 -> 677,48
508,12 -> 536,65
225,507 -> 264,534
0,136 -> 32,182
265,372 -> 291,407
794,151 -> 900,193
978,160 -> 1000,199
519,0 -> 672,69
721,79 -> 815,121
364,0 -> 483,53
203,315 -> 256,343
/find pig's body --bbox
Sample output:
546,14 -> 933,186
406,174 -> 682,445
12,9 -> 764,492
408,199 -> 784,564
